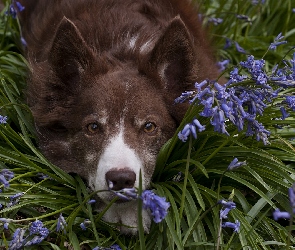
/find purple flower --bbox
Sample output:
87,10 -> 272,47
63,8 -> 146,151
56,213 -> 67,234
227,158 -> 246,170
285,96 -> 295,111
24,220 -> 49,246
236,15 -> 251,22
269,33 -> 287,50
88,199 -> 96,204
141,190 -> 170,223
273,208 -> 291,220
80,219 -> 91,231
220,207 -> 232,219
219,200 -> 236,219
208,17 -> 223,25
0,218 -> 12,229
5,1 -> 25,18
235,42 -> 246,54
222,220 -> 240,232
8,228 -> 26,250
20,37 -> 27,47
92,244 -> 122,250
111,187 -> 138,200
224,38 -> 232,49
280,107 -> 289,120
0,115 -> 7,124
178,118 -> 205,142
218,200 -> 236,209
217,59 -> 230,72
7,192 -> 24,207
289,186 -> 295,212
174,91 -> 195,104
15,1 -> 25,12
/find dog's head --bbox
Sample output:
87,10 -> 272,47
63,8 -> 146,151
27,16 -> 206,230
28,16 -> 197,200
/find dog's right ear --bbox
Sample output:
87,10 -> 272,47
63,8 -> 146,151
48,17 -> 95,86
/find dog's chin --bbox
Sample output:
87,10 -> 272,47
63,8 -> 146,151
97,200 -> 152,235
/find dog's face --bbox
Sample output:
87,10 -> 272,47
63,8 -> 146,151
28,16 -> 197,231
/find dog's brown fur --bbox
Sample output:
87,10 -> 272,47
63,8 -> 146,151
18,0 -> 219,233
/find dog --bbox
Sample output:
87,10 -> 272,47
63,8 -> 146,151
17,0 -> 219,234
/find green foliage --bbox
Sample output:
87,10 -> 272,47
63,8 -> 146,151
1,0 -> 295,249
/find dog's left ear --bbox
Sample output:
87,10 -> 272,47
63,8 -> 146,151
146,16 -> 196,124
149,16 -> 195,89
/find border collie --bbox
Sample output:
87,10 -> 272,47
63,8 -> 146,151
17,0 -> 219,234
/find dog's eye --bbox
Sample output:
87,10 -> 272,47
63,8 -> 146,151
143,122 -> 157,134
86,122 -> 100,134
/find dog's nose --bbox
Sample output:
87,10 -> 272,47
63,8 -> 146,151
106,169 -> 136,191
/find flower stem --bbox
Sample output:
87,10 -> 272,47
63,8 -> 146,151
216,218 -> 223,250
179,135 -> 192,219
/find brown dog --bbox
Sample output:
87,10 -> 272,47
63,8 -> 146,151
17,0 -> 219,234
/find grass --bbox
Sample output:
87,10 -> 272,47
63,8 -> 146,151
1,0 -> 295,249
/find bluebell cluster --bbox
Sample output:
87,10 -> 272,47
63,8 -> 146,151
176,50 -> 295,145
218,200 -> 240,233
110,188 -> 170,223
8,220 -> 49,249
141,190 -> 170,223
5,0 -> 24,18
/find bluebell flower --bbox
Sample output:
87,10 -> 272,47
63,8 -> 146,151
224,38 -> 232,49
174,91 -> 195,104
0,115 -> 7,124
0,169 -> 14,189
195,80 -> 208,91
1,169 -> 14,180
7,192 -> 24,207
235,42 -> 246,54
227,158 -> 246,171
220,207 -> 232,219
208,17 -> 223,25
218,200 -> 236,209
288,186 -> 295,212
178,118 -> 205,142
280,106 -> 289,120
56,213 -> 67,234
5,1 -> 25,18
111,187 -> 138,200
8,228 -> 26,250
273,208 -> 291,220
24,220 -> 49,246
0,175 -> 9,188
252,0 -> 265,4
92,244 -> 122,250
141,190 -> 170,223
0,218 -> 13,229
236,14 -> 251,22
269,33 -> 287,50
15,1 -> 25,12
219,200 -> 236,219
80,219 -> 91,230
222,220 -> 240,232
217,59 -> 230,72
285,96 -> 295,111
